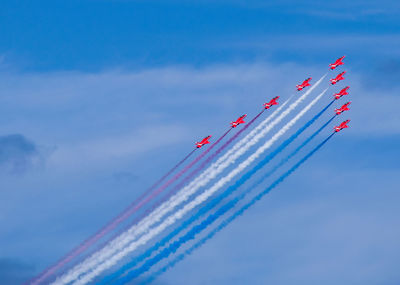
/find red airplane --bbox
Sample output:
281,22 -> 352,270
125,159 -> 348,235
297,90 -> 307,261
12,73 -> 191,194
231,114 -> 247,128
263,96 -> 279,109
196,135 -> 211,148
330,71 -> 345,85
296,78 -> 312,91
334,86 -> 349,100
329,56 -> 345,70
334,120 -> 350,132
335,102 -> 351,115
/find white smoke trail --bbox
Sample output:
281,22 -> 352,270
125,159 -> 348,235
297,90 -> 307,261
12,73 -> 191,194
71,80 -> 328,284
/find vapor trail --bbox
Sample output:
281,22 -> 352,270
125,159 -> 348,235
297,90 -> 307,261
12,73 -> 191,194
118,133 -> 336,283
73,82 -> 327,284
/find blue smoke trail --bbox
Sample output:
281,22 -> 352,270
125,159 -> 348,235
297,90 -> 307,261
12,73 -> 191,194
261,115 -> 336,180
107,101 -> 334,284
143,119 -> 336,284
121,133 -> 335,284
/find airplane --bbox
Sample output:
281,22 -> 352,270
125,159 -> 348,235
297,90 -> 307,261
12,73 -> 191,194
231,114 -> 247,128
335,102 -> 351,115
296,78 -> 312,91
334,119 -> 350,132
196,135 -> 212,148
329,56 -> 345,70
330,71 -> 346,85
334,86 -> 349,100
263,96 -> 279,109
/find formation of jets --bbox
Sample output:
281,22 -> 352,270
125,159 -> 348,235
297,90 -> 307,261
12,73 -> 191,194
331,56 -> 350,132
194,56 -> 351,148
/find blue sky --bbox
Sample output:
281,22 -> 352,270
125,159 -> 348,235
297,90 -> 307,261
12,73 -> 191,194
1,1 -> 400,284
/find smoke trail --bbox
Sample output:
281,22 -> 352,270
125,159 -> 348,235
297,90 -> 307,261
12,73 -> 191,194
59,113 -> 261,283
51,110 -> 266,285
29,148 -> 198,285
73,84 -> 327,285
118,133 -> 336,283
101,99 -> 334,284
55,74 -> 323,285
52,99 -> 287,285
73,113 -> 265,277
263,115 -> 336,179
151,149 -> 197,189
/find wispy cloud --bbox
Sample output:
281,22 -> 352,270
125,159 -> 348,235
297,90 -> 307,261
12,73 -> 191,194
47,124 -> 188,172
0,134 -> 48,174
0,258 -> 35,285
218,34 -> 400,57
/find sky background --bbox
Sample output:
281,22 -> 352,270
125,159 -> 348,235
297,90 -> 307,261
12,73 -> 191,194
1,1 -> 400,284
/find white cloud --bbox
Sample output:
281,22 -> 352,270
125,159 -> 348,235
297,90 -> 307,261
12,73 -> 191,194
48,124 -> 188,171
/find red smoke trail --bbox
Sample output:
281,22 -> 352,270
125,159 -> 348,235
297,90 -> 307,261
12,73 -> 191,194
146,110 -> 265,213
92,110 -> 265,264
147,148 -> 197,193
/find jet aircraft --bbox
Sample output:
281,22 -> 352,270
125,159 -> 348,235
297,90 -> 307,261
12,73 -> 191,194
334,120 -> 350,132
329,56 -> 345,70
335,102 -> 351,115
263,96 -> 280,109
296,78 -> 312,91
330,71 -> 346,85
334,86 -> 349,99
231,115 -> 247,128
196,135 -> 212,148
